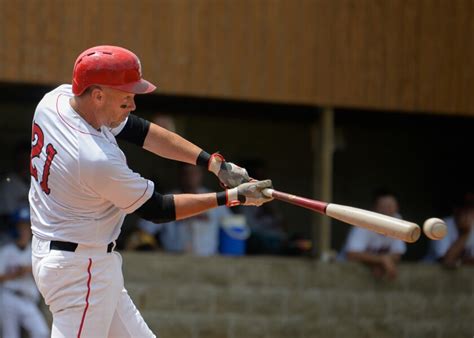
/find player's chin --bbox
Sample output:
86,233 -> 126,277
109,116 -> 128,128
108,121 -> 122,129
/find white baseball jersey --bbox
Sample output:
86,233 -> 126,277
29,84 -> 154,246
0,243 -> 39,301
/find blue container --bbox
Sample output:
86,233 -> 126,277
218,215 -> 250,256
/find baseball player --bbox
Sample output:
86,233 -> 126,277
0,207 -> 49,338
29,45 -> 272,338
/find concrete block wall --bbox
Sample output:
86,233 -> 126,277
122,253 -> 473,338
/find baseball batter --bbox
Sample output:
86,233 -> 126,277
29,45 -> 272,338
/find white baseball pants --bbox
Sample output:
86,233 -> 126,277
1,289 -> 49,338
32,237 -> 156,338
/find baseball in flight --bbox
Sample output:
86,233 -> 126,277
422,218 -> 447,240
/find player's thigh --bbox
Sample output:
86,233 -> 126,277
38,252 -> 122,338
108,288 -> 156,338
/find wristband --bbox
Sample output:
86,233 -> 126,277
216,191 -> 227,206
196,150 -> 211,167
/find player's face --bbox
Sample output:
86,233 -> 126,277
99,87 -> 136,128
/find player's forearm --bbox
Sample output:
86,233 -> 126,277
173,193 -> 220,220
143,123 -> 202,164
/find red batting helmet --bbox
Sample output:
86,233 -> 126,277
72,45 -> 157,95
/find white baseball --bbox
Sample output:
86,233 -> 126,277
423,218 -> 447,240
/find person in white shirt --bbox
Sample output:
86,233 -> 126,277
158,164 -> 233,255
427,192 -> 474,267
341,189 -> 406,280
29,45 -> 272,338
0,207 -> 49,338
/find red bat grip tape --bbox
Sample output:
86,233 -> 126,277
271,190 -> 328,214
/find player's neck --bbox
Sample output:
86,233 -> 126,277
70,97 -> 102,130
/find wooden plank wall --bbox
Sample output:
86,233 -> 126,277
0,0 -> 473,116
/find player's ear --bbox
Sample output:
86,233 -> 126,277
90,86 -> 104,104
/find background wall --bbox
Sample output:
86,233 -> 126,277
1,0 -> 474,115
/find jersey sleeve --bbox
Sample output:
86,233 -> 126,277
81,152 -> 154,214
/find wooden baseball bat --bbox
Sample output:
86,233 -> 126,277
262,188 -> 420,243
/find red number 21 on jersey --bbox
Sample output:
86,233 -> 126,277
30,122 -> 57,195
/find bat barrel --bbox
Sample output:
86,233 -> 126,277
263,188 -> 420,243
326,204 -> 421,243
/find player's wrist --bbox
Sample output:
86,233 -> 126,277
227,187 -> 244,206
196,150 -> 211,168
197,151 -> 227,176
216,191 -> 227,206
216,188 -> 245,207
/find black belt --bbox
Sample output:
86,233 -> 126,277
50,241 -> 114,253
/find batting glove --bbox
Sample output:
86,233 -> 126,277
225,180 -> 274,207
208,153 -> 251,188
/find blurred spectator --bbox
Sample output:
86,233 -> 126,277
128,164 -> 232,255
426,192 -> 474,268
0,142 -> 31,246
0,217 -> 11,247
340,189 -> 406,280
236,159 -> 289,255
0,142 -> 31,217
0,207 -> 49,338
242,203 -> 288,255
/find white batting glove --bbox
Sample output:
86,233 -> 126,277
226,180 -> 274,207
208,153 -> 251,188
